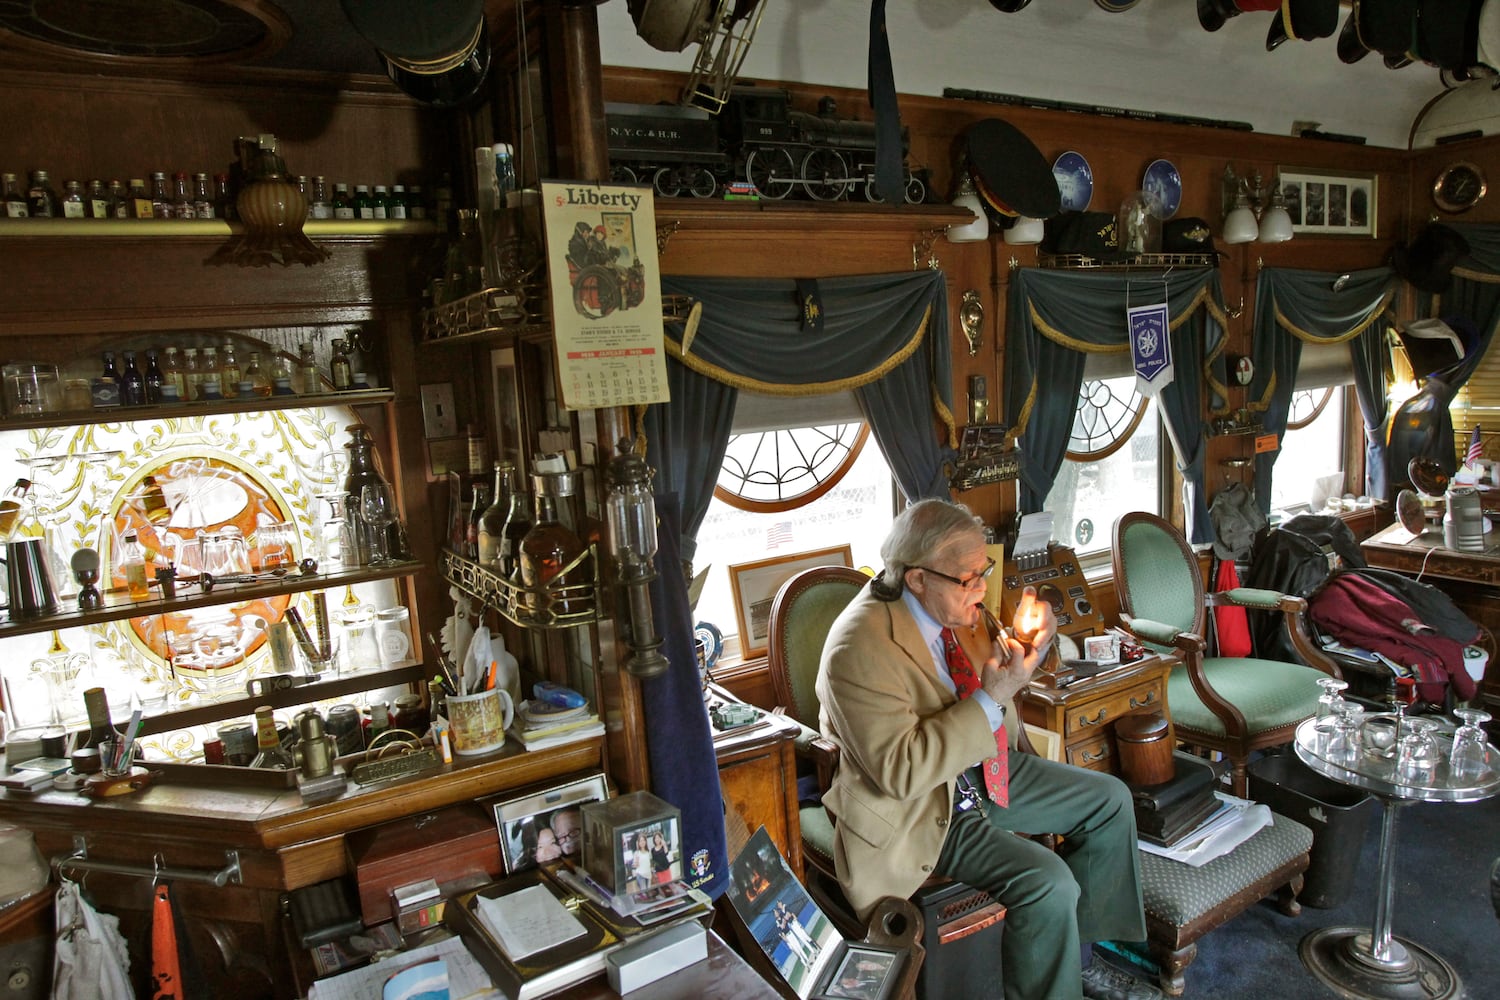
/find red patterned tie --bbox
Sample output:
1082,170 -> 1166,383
941,626 -> 1009,807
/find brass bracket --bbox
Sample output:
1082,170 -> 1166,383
912,228 -> 943,270
656,220 -> 681,256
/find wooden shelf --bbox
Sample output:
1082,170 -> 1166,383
1,388 -> 393,432
0,559 -> 425,640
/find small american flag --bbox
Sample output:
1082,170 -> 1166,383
766,521 -> 793,549
1467,425 -> 1484,468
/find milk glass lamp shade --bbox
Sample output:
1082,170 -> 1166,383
1258,186 -> 1294,243
1222,193 -> 1260,245
948,174 -> 990,243
1003,215 -> 1045,245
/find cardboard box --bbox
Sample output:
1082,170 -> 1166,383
346,803 -> 504,925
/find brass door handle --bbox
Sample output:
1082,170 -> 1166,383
1077,708 -> 1108,727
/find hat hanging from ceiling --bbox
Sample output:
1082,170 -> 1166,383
1392,222 -> 1472,294
965,119 -> 1061,222
1414,0 -> 1484,72
1197,0 -> 1241,31
986,0 -> 1034,11
1358,0 -> 1419,59
1267,0 -> 1340,50
1397,315 -> 1481,377
1337,7 -> 1372,63
1233,0 -> 1281,11
1477,0 -> 1500,71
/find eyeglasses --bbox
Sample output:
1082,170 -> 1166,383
914,556 -> 996,590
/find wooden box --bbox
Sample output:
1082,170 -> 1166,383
346,803 -> 504,926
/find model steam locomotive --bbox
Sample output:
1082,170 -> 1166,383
607,86 -> 929,203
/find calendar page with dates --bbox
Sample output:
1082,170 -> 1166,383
541,180 -> 671,411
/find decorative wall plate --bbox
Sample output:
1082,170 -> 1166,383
1052,151 -> 1094,212
1142,159 -> 1182,220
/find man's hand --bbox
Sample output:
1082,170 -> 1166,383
979,588 -> 1057,705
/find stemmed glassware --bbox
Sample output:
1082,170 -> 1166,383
360,484 -> 398,566
1315,677 -> 1350,733
1449,707 -> 1492,781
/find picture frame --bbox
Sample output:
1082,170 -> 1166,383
1084,633 -> 1121,665
815,943 -> 905,1000
728,545 -> 855,658
1277,168 -> 1377,237
489,772 -> 609,875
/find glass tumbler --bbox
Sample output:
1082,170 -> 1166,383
1324,704 -> 1363,765
1314,676 -> 1350,733
1449,708 -> 1492,781
1396,718 -> 1441,783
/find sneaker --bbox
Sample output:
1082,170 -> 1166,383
1082,961 -> 1165,1000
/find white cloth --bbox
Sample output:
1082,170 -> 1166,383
52,881 -> 133,1000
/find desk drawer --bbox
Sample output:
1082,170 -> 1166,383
1066,734 -> 1114,770
1062,683 -> 1164,736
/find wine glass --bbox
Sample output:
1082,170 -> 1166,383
1314,677 -> 1349,733
1450,708 -> 1492,781
360,484 -> 397,566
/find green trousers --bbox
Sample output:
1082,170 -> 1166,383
935,753 -> 1147,1000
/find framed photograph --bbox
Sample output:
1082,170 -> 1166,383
489,772 -> 609,875
1277,168 -> 1377,237
490,346 -> 525,472
728,545 -> 855,658
815,944 -> 905,1000
726,827 -> 843,998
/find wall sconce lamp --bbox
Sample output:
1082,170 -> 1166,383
210,134 -> 330,268
606,441 -> 670,678
947,173 -> 990,244
1221,165 -> 1293,246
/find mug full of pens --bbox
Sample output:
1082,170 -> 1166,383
447,688 -> 513,756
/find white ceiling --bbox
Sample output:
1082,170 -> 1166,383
596,0 -> 1452,150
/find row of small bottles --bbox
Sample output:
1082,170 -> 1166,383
4,169 -> 438,223
81,340 -> 367,409
463,456 -> 593,612
209,695 -> 432,769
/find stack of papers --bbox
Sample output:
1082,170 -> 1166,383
509,700 -> 604,751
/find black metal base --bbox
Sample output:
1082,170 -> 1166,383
1300,926 -> 1461,999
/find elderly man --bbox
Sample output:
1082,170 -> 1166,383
816,499 -> 1159,1000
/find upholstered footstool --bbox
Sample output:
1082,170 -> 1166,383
1132,813 -> 1312,996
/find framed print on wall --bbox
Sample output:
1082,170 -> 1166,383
1278,168 -> 1376,237
728,545 -> 854,658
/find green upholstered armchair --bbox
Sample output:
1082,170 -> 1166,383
1111,511 -> 1342,797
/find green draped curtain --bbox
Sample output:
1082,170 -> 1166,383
1002,267 -> 1227,544
1247,267 -> 1396,508
642,270 -> 956,564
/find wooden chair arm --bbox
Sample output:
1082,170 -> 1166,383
863,896 -> 927,1000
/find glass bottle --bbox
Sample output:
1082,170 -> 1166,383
244,351 -> 273,397
219,341 -> 241,399
371,184 -> 390,220
308,176 -> 331,220
83,687 -> 117,751
2,173 -> 27,218
342,424 -> 389,567
150,171 -> 172,218
106,180 -> 127,219
171,171 -> 194,219
330,338 -> 352,391
519,475 -> 588,614
363,702 -> 390,748
270,353 -> 296,396
127,177 -> 153,218
465,482 -> 490,559
249,706 -> 295,769
100,350 -> 120,382
213,172 -> 234,221
332,182 -> 354,220
87,180 -> 111,219
0,479 -> 33,542
119,350 -> 145,406
120,531 -> 150,600
61,180 -> 86,219
198,345 -> 221,400
407,183 -> 426,220
192,172 -> 213,218
181,347 -> 202,400
161,346 -> 188,401
389,183 -> 409,220
354,184 -> 374,220
493,142 -> 516,199
499,465 -> 532,579
26,170 -> 58,218
142,349 -> 164,403
139,475 -> 170,526
477,461 -> 511,566
298,342 -> 320,394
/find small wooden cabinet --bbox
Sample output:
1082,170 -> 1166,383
1020,657 -> 1171,772
714,710 -> 802,881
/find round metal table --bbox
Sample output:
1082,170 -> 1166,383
1293,716 -> 1500,999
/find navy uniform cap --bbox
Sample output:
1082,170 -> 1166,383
1198,0 -> 1242,31
986,0 -> 1033,11
1267,0 -> 1340,50
965,119 -> 1060,220
1337,7 -> 1372,63
1359,0 -> 1419,58
1415,0 -> 1483,71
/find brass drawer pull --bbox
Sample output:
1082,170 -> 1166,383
1082,747 -> 1110,764
1129,692 -> 1158,709
1077,708 -> 1108,727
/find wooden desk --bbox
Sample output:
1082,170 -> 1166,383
1360,523 -> 1500,707
1019,657 -> 1170,771
714,708 -> 803,882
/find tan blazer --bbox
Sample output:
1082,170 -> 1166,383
814,586 -> 1020,919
